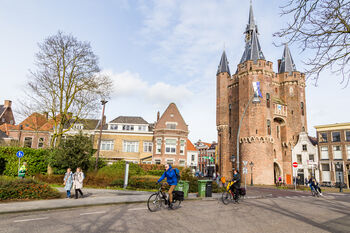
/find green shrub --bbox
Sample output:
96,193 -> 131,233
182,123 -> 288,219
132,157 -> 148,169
146,170 -> 164,176
97,161 -> 145,178
0,176 -> 61,200
0,147 -> 50,176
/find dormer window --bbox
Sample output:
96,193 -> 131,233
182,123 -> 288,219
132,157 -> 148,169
123,125 -> 134,131
166,123 -> 176,129
109,124 -> 118,130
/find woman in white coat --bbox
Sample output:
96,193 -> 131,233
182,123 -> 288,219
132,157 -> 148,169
73,167 -> 85,199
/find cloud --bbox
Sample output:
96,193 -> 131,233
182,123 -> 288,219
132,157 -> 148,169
105,70 -> 193,106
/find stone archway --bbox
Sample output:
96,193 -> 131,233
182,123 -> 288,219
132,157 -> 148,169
274,162 -> 282,184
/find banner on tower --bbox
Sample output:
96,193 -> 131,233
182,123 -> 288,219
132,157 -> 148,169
252,81 -> 262,98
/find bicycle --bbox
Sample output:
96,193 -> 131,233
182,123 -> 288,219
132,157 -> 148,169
222,181 -> 244,205
310,186 -> 320,197
147,183 -> 182,212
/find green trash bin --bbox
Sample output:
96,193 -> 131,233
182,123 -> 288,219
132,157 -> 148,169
198,180 -> 209,197
175,180 -> 184,192
182,181 -> 189,198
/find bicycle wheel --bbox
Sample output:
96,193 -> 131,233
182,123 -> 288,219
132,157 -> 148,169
147,193 -> 161,212
222,191 -> 232,205
172,199 -> 182,209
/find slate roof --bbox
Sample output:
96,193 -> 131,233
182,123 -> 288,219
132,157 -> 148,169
217,50 -> 231,76
279,44 -> 297,74
240,2 -> 265,64
0,105 -> 5,117
109,116 -> 149,125
66,119 -> 100,130
308,136 -> 318,146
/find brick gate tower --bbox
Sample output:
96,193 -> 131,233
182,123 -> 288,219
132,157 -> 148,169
216,2 -> 307,185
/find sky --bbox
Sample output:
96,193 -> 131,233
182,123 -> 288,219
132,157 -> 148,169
0,0 -> 349,142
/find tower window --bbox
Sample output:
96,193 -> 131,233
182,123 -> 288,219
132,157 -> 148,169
301,102 -> 304,116
267,120 -> 271,135
266,93 -> 270,108
276,125 -> 280,138
229,104 -> 232,115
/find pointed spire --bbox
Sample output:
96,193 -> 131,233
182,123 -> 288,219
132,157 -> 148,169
279,43 -> 296,74
217,50 -> 231,76
240,1 -> 265,64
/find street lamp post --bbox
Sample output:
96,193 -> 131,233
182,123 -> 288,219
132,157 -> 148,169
95,100 -> 108,171
236,83 -> 261,171
250,161 -> 254,186
336,162 -> 343,193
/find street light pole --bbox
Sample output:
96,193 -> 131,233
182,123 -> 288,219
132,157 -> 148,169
95,100 -> 108,171
250,161 -> 254,186
236,93 -> 260,171
336,162 -> 343,193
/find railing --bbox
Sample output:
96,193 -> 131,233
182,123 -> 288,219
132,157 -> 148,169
273,103 -> 287,117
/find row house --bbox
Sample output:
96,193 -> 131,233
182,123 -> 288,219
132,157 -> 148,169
195,140 -> 216,176
93,116 -> 154,164
315,123 -> 350,188
291,132 -> 319,185
186,139 -> 198,173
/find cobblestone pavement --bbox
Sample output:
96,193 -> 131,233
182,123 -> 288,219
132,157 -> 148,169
1,189 -> 349,233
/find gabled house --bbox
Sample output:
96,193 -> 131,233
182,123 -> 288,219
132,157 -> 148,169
186,139 -> 198,173
153,103 -> 189,166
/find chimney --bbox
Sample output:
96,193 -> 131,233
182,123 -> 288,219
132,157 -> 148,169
4,100 -> 12,108
277,59 -> 281,72
157,111 -> 160,121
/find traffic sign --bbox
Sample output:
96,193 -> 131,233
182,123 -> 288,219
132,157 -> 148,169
16,151 -> 24,158
243,161 -> 248,166
292,162 -> 298,168
243,167 -> 248,174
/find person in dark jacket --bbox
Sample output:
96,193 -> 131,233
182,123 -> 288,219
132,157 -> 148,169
230,170 -> 241,202
308,176 -> 323,196
157,164 -> 178,209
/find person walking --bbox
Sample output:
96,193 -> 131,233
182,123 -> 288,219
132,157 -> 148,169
18,162 -> 27,179
73,167 -> 85,199
63,168 -> 73,198
157,164 -> 178,209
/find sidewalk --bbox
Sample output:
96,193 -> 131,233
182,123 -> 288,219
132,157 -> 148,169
0,187 -> 267,214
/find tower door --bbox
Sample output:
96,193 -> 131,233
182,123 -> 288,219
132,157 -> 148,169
274,163 -> 281,184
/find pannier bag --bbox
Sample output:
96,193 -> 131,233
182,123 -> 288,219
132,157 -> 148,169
172,191 -> 184,201
239,187 -> 246,196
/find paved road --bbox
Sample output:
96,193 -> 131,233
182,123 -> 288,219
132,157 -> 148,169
1,190 -> 349,233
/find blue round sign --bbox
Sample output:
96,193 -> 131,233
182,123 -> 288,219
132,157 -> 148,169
16,151 -> 24,158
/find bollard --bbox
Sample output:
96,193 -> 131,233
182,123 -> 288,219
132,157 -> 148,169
124,162 -> 129,189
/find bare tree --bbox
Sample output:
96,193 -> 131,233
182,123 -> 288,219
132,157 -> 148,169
25,31 -> 112,147
274,0 -> 350,86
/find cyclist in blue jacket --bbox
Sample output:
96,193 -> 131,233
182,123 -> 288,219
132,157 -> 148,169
157,164 -> 178,209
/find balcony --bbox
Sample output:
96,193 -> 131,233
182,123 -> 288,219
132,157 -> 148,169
273,103 -> 287,117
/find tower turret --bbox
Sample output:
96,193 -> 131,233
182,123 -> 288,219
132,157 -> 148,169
279,44 -> 296,74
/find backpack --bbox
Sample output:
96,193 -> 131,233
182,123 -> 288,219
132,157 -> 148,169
173,168 -> 180,181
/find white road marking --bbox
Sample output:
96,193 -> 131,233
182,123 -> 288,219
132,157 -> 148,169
80,211 -> 106,216
14,217 -> 49,223
128,207 -> 148,211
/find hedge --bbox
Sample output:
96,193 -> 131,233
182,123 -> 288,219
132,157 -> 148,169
0,147 -> 50,176
0,176 -> 61,200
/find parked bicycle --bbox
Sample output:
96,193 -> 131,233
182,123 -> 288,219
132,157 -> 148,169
147,183 -> 183,212
222,181 -> 246,205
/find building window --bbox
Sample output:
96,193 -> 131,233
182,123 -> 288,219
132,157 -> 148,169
138,125 -> 147,131
347,145 -> 350,160
24,137 -> 32,148
180,139 -> 185,155
276,125 -> 280,138
345,131 -> 350,142
267,120 -> 271,135
123,141 -> 139,153
297,154 -> 302,163
192,154 -> 195,161
166,123 -> 176,129
229,104 -> 232,114
166,159 -> 174,165
266,93 -> 270,108
109,124 -> 118,130
333,145 -> 342,159
165,139 -> 177,154
332,132 -> 340,142
319,132 -> 328,143
179,160 -> 185,166
321,164 -> 330,171
301,102 -> 304,116
101,140 -> 114,151
321,146 -> 329,159
38,138 -> 44,148
156,139 -> 162,154
309,154 -> 314,161
155,159 -> 161,165
143,141 -> 153,153
122,125 -> 134,131
302,144 -> 307,151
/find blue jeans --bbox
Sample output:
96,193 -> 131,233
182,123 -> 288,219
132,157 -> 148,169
67,190 -> 71,198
